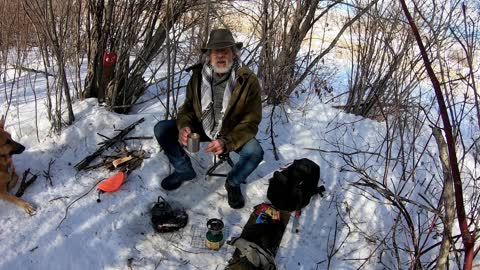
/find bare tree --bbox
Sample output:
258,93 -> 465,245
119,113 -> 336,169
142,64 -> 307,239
344,0 -> 422,119
400,0 -> 479,268
82,0 -> 197,113
300,1 -> 479,268
250,0 -> 377,159
23,0 -> 75,129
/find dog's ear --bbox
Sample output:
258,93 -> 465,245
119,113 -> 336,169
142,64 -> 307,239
0,115 -> 5,130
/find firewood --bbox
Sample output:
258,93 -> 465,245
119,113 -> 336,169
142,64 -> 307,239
74,118 -> 145,171
112,155 -> 133,168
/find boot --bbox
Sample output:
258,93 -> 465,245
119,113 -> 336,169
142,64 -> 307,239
161,170 -> 196,191
225,181 -> 245,209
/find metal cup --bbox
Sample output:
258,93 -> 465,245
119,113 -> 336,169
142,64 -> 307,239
187,133 -> 200,153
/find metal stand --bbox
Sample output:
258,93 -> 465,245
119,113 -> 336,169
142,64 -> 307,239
205,153 -> 234,179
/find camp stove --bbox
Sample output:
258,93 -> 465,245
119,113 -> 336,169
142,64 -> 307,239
205,218 -> 224,250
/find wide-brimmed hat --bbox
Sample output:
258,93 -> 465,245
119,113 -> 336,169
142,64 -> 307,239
201,29 -> 243,53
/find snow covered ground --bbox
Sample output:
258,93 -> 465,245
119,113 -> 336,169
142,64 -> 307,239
0,50 -> 474,269
0,74 -> 372,270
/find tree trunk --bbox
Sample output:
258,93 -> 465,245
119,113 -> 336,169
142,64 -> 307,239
83,0 -> 105,100
433,127 -> 455,270
83,0 -> 191,113
46,0 -> 74,124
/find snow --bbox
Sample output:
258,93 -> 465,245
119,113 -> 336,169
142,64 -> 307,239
0,53 -> 476,270
0,79 -> 353,269
0,88 -> 383,270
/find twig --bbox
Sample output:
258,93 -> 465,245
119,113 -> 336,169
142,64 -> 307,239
49,196 -> 69,202
326,201 -> 352,270
57,178 -> 103,229
123,136 -> 153,140
43,158 -> 55,187
100,153 -> 126,159
74,118 -> 145,171
304,147 -> 385,158
270,105 -> 279,160
83,148 -> 147,172
97,132 -> 112,141
12,64 -> 55,77
15,169 -> 38,197
83,162 -> 109,171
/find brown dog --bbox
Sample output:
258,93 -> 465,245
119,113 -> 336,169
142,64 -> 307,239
0,116 -> 35,215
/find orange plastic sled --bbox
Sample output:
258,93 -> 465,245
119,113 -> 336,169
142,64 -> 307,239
98,171 -> 125,192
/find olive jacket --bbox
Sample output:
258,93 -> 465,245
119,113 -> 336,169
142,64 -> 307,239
177,64 -> 262,152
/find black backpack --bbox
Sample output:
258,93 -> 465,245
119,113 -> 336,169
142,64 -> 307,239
267,158 -> 325,211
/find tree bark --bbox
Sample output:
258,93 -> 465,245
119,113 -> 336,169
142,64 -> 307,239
83,0 -> 105,100
433,127 -> 455,270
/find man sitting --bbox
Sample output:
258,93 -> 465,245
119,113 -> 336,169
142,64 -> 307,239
154,29 -> 264,209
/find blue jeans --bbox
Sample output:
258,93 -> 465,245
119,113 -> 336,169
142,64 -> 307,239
154,120 -> 264,186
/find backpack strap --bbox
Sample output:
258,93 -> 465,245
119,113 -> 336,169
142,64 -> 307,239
295,193 -> 303,211
296,185 -> 326,211
316,185 -> 326,197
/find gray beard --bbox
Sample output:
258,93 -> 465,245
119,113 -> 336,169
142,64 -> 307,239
212,61 -> 233,74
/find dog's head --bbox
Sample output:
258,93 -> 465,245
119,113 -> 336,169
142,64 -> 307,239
0,115 -> 25,156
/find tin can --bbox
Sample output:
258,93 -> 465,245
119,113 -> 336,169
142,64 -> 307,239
205,218 -> 224,250
187,133 -> 200,153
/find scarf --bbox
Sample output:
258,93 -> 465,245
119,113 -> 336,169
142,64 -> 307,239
200,60 -> 240,139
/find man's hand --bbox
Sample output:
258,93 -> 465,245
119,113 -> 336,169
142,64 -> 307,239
179,127 -> 191,146
205,139 -> 225,155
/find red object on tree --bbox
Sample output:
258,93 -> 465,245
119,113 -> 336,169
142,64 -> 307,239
103,52 -> 117,67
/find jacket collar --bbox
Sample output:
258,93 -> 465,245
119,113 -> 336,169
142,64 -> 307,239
223,66 -> 252,118
191,64 -> 253,118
